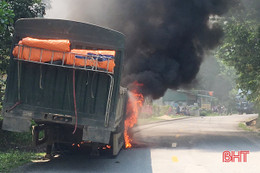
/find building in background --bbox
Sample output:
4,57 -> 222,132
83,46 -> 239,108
163,89 -> 216,110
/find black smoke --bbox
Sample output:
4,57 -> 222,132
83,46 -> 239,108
66,0 -> 237,99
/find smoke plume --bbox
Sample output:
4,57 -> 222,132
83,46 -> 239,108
64,0 -> 236,99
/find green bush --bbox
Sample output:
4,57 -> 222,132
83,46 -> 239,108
0,129 -> 32,150
159,105 -> 170,116
200,109 -> 214,116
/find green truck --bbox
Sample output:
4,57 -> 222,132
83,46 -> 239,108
1,18 -> 128,157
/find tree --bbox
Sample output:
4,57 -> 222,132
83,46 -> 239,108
0,0 -> 46,112
0,0 -> 14,61
216,0 -> 260,109
7,0 -> 46,21
0,1 -> 14,111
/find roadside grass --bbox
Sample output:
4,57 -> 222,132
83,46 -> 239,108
0,130 -> 32,148
169,115 -> 185,118
0,119 -> 43,172
137,115 -> 186,125
0,150 -> 41,173
238,122 -> 253,132
137,116 -> 161,125
204,113 -> 220,116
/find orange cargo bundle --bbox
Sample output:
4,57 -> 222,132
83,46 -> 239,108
66,49 -> 116,72
12,37 -> 71,62
13,44 -> 68,62
12,37 -> 116,72
21,37 -> 71,52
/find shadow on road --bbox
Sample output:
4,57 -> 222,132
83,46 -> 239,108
18,148 -> 153,173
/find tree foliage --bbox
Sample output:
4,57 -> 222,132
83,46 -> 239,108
216,0 -> 260,107
7,0 -> 46,22
0,0 -> 46,112
0,0 -> 14,62
0,1 -> 14,110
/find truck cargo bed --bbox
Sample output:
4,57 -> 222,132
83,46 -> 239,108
2,19 -> 127,156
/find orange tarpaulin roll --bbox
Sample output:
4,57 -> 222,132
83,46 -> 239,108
12,45 -> 68,62
12,37 -> 116,72
65,49 -> 116,72
98,60 -> 115,72
21,37 -> 71,52
66,54 -> 96,67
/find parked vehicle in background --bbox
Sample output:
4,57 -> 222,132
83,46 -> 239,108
237,101 -> 254,114
236,92 -> 254,114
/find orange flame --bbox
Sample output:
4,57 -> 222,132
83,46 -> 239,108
124,82 -> 144,148
106,145 -> 111,149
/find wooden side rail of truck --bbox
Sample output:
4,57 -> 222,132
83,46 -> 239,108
1,18 -> 127,157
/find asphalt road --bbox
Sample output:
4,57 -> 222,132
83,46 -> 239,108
15,114 -> 260,173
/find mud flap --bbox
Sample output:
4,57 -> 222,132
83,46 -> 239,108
112,131 -> 124,156
82,126 -> 111,144
2,116 -> 31,132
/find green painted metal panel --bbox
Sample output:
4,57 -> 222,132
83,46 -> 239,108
3,19 -> 126,130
